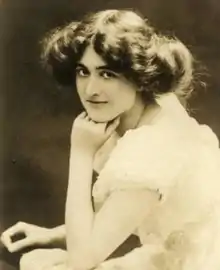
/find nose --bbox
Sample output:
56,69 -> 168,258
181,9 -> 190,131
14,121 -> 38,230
85,76 -> 101,97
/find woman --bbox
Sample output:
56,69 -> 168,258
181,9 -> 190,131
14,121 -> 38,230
2,9 -> 220,270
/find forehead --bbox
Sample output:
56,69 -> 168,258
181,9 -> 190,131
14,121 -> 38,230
79,45 -> 106,69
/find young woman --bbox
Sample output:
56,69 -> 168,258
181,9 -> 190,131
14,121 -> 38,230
2,9 -> 220,270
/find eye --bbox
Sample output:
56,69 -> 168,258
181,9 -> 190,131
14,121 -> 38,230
100,70 -> 118,79
75,67 -> 89,77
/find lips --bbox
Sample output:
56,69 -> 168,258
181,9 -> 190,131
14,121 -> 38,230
87,100 -> 108,104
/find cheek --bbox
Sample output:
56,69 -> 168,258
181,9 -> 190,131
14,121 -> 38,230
114,87 -> 136,111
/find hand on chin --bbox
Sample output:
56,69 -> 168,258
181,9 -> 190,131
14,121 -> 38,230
87,113 -> 120,125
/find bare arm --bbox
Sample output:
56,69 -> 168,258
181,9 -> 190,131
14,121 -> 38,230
65,148 -> 95,270
65,113 -> 159,270
65,148 -> 159,270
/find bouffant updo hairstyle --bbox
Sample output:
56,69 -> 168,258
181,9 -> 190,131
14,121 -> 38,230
41,9 -> 194,104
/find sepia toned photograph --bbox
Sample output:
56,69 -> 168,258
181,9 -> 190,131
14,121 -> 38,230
1,0 -> 220,269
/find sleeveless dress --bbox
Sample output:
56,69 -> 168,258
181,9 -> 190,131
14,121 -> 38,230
92,93 -> 220,270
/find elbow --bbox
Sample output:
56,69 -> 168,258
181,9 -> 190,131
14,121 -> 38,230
67,247 -> 99,270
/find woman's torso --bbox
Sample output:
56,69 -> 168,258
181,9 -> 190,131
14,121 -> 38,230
92,93 -> 220,266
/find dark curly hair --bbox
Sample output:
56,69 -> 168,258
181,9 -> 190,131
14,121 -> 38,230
41,9 -> 194,103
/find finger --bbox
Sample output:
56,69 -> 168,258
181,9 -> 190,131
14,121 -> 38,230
8,237 -> 36,253
1,232 -> 12,248
1,223 -> 26,247
106,117 -> 120,134
85,115 -> 91,121
78,111 -> 87,119
2,222 -> 25,237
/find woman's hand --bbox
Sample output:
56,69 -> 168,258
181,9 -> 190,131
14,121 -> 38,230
1,222 -> 63,253
71,112 -> 120,155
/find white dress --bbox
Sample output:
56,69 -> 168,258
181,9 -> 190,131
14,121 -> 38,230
92,94 -> 220,270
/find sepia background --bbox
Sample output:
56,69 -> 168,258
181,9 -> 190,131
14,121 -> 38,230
1,0 -> 220,268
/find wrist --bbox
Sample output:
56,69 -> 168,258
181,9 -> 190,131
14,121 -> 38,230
49,226 -> 66,247
52,225 -> 65,236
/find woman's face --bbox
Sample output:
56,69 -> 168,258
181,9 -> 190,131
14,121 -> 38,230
75,45 -> 139,123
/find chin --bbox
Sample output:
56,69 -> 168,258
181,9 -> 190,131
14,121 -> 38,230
87,112 -> 117,123
89,116 -> 110,123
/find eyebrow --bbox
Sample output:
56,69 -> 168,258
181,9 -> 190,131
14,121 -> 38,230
76,63 -> 119,72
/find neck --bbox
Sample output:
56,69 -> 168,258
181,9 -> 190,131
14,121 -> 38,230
116,95 -> 146,137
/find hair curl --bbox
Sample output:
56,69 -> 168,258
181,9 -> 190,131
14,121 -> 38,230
41,9 -> 195,103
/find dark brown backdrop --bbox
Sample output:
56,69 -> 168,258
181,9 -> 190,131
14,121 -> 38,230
1,0 -> 220,233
